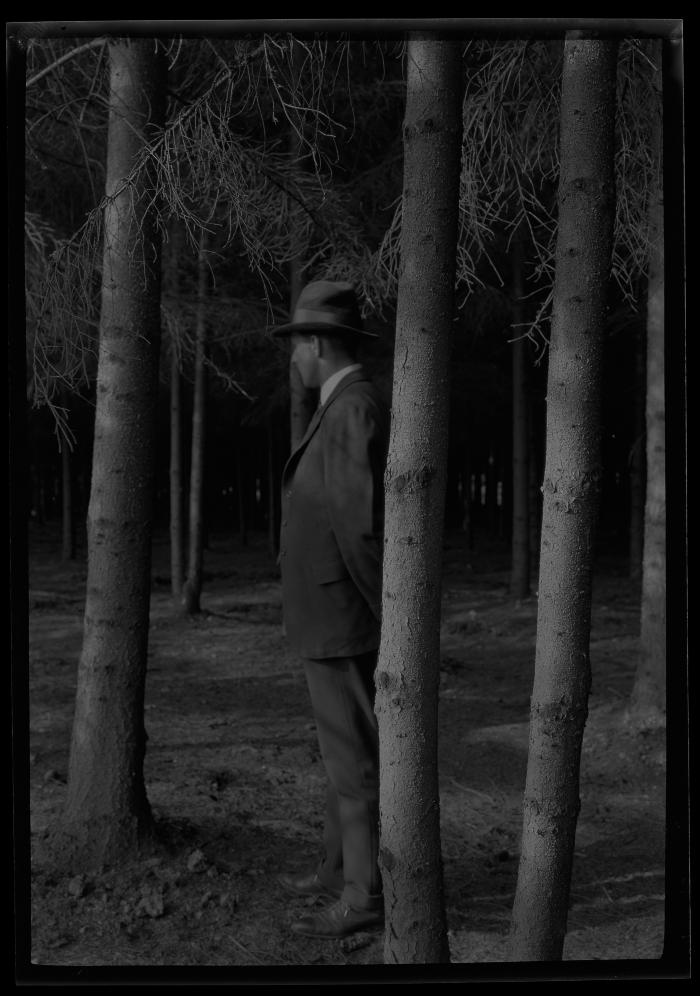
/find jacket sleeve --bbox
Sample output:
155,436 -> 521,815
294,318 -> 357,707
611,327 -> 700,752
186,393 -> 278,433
321,392 -> 388,621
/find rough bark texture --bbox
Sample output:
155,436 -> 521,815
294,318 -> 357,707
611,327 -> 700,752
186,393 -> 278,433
510,236 -> 530,598
509,35 -> 617,961
630,50 -> 665,721
375,35 -> 462,965
55,40 -> 166,871
181,232 -> 209,615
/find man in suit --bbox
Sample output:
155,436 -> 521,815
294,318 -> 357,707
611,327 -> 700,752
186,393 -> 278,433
271,280 -> 389,939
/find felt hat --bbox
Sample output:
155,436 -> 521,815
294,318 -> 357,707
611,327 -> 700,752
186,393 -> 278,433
271,280 -> 378,339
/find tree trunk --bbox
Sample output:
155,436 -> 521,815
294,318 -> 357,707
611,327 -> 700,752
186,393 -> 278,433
628,328 -> 646,581
181,231 -> 209,615
486,446 -> 498,537
59,388 -> 75,562
54,40 -> 165,871
235,433 -> 248,546
170,338 -> 184,598
629,49 -> 665,723
509,34 -> 617,961
510,236 -> 530,597
462,447 -> 473,549
375,35 -> 462,965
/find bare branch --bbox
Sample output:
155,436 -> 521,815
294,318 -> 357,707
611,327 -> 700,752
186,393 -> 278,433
26,37 -> 107,88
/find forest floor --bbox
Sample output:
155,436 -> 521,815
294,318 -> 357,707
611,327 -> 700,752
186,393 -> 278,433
20,523 -> 672,981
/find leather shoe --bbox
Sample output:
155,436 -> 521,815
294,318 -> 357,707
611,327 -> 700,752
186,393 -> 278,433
277,871 -> 341,901
290,899 -> 383,938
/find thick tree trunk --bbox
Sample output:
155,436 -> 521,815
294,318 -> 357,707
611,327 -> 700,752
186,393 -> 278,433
629,51 -> 665,722
375,35 -> 462,965
509,35 -> 617,961
54,40 -> 165,871
510,236 -> 530,597
181,231 -> 209,615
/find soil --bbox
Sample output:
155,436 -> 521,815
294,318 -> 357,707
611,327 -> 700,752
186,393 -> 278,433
21,523 -> 670,979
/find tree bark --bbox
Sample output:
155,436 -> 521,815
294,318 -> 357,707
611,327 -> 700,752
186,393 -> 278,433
181,231 -> 209,615
629,47 -> 665,723
59,387 -> 76,562
170,338 -> 184,598
54,40 -> 165,871
462,448 -> 473,549
628,328 -> 646,581
509,34 -> 617,961
375,35 -> 462,965
235,432 -> 248,546
510,235 -> 530,597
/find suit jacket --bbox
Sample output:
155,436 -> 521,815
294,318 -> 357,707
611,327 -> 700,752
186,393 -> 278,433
279,367 -> 389,660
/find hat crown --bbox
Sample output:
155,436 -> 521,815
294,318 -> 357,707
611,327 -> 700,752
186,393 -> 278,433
292,280 -> 363,332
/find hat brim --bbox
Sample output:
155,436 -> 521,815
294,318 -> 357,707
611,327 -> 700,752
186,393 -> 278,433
271,321 -> 378,339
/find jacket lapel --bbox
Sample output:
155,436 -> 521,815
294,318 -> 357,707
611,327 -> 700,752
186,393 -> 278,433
282,367 -> 368,482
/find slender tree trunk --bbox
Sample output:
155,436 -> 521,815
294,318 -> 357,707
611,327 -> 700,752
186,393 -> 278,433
166,221 -> 185,600
628,328 -> 646,581
235,433 -> 248,546
462,447 -> 473,549
59,388 -> 75,561
375,35 -> 462,964
629,49 -> 665,722
510,236 -> 530,597
486,446 -> 498,537
181,231 -> 209,615
54,40 -> 165,870
170,339 -> 184,598
509,34 -> 617,961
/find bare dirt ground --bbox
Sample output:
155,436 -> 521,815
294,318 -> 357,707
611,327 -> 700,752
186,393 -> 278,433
20,523 -> 671,980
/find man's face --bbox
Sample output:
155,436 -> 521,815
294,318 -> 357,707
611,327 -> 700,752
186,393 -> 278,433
290,333 -> 320,388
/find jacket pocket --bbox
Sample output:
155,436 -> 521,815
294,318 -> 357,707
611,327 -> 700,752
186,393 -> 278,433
312,556 -> 351,585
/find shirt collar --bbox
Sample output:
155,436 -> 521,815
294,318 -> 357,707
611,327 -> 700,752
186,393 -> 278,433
320,363 -> 362,406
